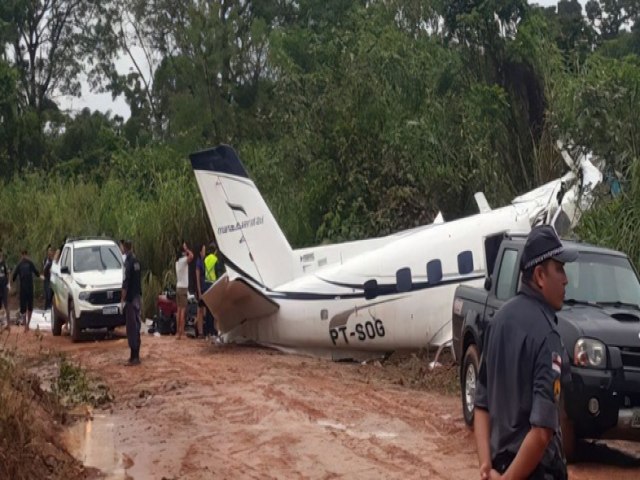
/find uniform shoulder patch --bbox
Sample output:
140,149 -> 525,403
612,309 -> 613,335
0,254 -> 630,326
554,378 -> 561,403
551,351 -> 562,374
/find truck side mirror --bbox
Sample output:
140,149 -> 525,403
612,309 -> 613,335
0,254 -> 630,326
61,266 -> 70,275
484,276 -> 492,291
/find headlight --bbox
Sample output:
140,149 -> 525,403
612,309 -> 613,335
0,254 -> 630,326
574,338 -> 607,368
78,291 -> 90,301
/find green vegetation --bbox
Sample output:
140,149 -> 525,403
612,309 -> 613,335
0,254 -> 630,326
0,0 -> 639,309
53,356 -> 113,407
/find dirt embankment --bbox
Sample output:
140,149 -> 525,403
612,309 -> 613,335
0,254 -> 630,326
0,329 -> 100,480
4,326 -> 640,480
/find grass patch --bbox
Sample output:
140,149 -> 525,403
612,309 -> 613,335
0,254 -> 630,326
358,349 -> 460,396
386,350 -> 460,395
53,356 -> 112,408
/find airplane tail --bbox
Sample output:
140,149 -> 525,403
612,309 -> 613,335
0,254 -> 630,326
190,145 -> 299,289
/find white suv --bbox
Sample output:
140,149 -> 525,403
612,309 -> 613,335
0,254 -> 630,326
50,238 -> 124,341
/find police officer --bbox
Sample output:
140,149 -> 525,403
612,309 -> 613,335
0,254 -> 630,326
121,240 -> 142,366
474,225 -> 575,480
0,249 -> 11,329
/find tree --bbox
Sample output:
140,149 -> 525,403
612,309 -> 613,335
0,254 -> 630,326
90,0 -> 289,148
5,0 -> 103,113
586,0 -> 638,40
0,61 -> 18,178
49,107 -> 125,178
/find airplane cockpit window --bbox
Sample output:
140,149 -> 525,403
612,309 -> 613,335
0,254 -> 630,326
496,249 -> 518,300
396,268 -> 412,293
427,260 -> 443,285
364,279 -> 378,300
457,251 -> 474,274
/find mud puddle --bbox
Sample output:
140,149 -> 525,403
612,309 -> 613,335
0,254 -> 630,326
64,413 -> 130,479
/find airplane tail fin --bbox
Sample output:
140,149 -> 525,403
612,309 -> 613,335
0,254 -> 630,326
190,145 -> 298,289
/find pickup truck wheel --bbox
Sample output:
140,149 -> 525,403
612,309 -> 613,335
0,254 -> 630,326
462,344 -> 480,427
69,305 -> 80,343
51,301 -> 62,336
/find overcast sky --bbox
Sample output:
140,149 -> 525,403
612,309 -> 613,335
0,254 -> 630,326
60,0 -> 587,120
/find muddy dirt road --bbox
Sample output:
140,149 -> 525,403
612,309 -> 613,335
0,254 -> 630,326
8,326 -> 640,479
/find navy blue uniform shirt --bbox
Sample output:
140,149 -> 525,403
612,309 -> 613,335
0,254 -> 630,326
475,283 -> 571,469
12,259 -> 39,294
122,253 -> 142,301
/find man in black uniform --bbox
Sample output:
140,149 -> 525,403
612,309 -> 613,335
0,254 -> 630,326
474,225 -> 575,480
12,250 -> 40,332
0,249 -> 11,329
121,240 -> 142,365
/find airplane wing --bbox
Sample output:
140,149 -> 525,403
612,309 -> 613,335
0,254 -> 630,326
201,273 -> 279,333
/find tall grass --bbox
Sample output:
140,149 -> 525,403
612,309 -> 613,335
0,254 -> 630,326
0,145 -> 211,317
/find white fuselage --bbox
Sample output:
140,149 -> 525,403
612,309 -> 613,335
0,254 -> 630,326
225,205 -> 530,358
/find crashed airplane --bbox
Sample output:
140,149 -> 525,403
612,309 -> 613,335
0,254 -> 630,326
190,145 -> 602,360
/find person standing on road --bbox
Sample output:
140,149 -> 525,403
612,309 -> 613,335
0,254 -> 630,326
195,244 -> 207,338
204,241 -> 223,342
0,249 -> 11,329
42,246 -> 54,311
119,239 -> 128,263
121,240 -> 142,365
12,250 -> 40,332
474,225 -> 575,480
175,242 -> 193,339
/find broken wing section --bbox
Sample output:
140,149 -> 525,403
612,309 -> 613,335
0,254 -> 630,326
201,273 -> 279,333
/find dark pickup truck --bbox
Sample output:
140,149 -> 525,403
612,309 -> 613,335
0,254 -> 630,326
452,233 -> 640,453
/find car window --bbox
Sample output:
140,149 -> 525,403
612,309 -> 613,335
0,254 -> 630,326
73,245 -> 122,273
496,248 -> 518,300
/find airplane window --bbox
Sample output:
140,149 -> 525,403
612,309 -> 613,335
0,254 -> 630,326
364,279 -> 378,300
427,260 -> 443,285
320,309 -> 328,320
458,251 -> 474,274
496,249 -> 518,300
396,268 -> 412,293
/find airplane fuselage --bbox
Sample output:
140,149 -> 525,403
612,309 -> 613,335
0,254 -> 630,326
225,204 -> 530,359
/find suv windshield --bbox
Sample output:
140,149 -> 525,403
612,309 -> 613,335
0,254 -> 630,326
73,245 -> 122,273
564,252 -> 640,306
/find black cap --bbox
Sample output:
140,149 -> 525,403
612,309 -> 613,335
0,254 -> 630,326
521,225 -> 578,270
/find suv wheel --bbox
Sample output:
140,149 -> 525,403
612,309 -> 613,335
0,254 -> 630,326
69,304 -> 80,342
51,299 -> 62,336
462,344 -> 480,426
